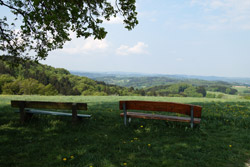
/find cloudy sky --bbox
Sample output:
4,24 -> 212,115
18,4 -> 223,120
3,0 -> 250,77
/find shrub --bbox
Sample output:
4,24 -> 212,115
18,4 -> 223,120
243,90 -> 250,94
2,81 -> 20,94
183,87 -> 203,97
243,95 -> 250,100
2,78 -> 58,95
43,84 -> 58,95
206,93 -> 216,98
217,94 -> 224,98
0,74 -> 15,93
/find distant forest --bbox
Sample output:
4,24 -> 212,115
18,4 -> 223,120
93,76 -> 234,88
0,60 -> 138,96
0,59 -> 238,97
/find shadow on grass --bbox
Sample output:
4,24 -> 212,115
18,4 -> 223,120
0,101 -> 249,167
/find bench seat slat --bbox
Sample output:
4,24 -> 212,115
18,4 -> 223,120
120,112 -> 201,124
16,109 -> 91,118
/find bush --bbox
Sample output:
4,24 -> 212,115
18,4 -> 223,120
197,86 -> 207,97
2,78 -> 58,95
43,84 -> 58,95
206,93 -> 216,98
217,94 -> 224,98
243,90 -> 250,94
0,74 -> 15,93
226,88 -> 238,95
183,87 -> 203,97
243,95 -> 250,100
2,81 -> 20,94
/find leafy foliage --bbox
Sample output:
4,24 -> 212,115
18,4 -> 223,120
206,85 -> 238,95
0,0 -> 138,62
2,78 -> 58,95
94,76 -> 180,88
0,74 -> 15,93
144,83 -> 205,97
0,59 -> 139,96
0,59 -> 238,97
94,76 -> 238,96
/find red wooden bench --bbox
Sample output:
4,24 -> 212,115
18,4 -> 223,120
120,100 -> 202,128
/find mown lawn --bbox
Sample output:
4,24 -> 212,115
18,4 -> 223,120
0,95 -> 250,167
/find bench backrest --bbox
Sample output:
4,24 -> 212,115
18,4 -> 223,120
119,100 -> 202,118
11,100 -> 87,110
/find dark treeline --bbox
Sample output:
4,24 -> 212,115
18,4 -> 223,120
93,76 -> 233,89
144,83 -> 206,97
94,76 -> 238,96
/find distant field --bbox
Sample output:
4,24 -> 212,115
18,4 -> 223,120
0,95 -> 250,167
206,91 -> 244,99
234,86 -> 250,95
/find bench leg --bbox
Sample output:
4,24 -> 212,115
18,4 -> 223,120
20,110 -> 33,123
19,102 -> 33,124
72,103 -> 80,123
123,103 -> 127,126
190,106 -> 194,128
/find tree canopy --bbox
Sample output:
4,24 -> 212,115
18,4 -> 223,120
0,0 -> 138,63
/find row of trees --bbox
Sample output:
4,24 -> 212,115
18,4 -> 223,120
0,60 -> 139,96
206,85 -> 238,95
0,60 -> 238,97
1,77 -> 58,95
0,74 -> 140,96
144,83 -> 207,97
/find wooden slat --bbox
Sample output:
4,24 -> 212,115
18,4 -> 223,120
25,109 -> 91,118
119,100 -> 202,117
120,112 -> 201,124
11,100 -> 87,110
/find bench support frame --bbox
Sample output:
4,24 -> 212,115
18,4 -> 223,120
123,102 -> 127,126
19,102 -> 33,124
190,106 -> 194,128
72,103 -> 81,123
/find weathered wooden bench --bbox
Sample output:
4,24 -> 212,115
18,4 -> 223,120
120,100 -> 202,128
11,100 -> 91,123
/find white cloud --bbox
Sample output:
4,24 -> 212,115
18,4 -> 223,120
116,42 -> 149,55
61,36 -> 109,55
188,0 -> 250,30
82,38 -> 108,50
191,0 -> 250,11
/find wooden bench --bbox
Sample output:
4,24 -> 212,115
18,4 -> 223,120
11,100 -> 91,123
119,100 -> 202,128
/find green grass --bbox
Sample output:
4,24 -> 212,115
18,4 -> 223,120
234,87 -> 250,95
0,95 -> 250,167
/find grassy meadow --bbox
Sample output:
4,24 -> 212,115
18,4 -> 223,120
0,95 -> 250,167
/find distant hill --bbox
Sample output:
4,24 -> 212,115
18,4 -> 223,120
71,71 -> 238,88
70,71 -> 243,97
0,60 -> 138,96
0,61 -> 242,97
71,71 -> 250,87
170,75 -> 250,86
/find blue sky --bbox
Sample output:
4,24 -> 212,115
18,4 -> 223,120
2,0 -> 250,77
